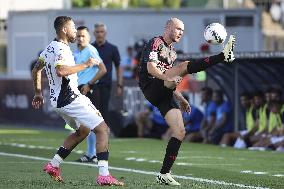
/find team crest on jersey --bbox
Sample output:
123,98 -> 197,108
57,54 -> 64,61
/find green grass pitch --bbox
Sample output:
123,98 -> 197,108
0,125 -> 283,189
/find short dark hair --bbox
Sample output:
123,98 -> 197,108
270,87 -> 282,96
77,26 -> 89,32
214,90 -> 223,98
253,91 -> 264,98
201,87 -> 213,97
240,92 -> 252,99
54,16 -> 72,34
265,88 -> 273,93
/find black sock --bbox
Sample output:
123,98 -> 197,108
187,53 -> 224,74
97,151 -> 109,161
57,146 -> 71,159
160,137 -> 182,174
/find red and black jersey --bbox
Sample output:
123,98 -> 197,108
138,36 -> 177,90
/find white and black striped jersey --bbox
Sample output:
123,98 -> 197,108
39,40 -> 81,108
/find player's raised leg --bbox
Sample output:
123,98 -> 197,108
164,35 -> 236,89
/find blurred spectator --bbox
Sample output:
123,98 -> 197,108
121,46 -> 135,79
270,0 -> 281,22
265,88 -> 272,101
135,102 -> 168,139
270,87 -> 282,101
254,91 -> 268,133
264,88 -> 273,108
220,92 -> 257,147
161,94 -> 204,142
199,87 -> 217,143
183,105 -> 204,143
249,91 -> 269,145
208,90 -> 234,145
252,100 -> 284,149
132,39 -> 147,79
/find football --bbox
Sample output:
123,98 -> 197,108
204,23 -> 227,44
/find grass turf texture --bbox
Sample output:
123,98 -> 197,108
0,125 -> 283,189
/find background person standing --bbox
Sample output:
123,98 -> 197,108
91,22 -> 123,129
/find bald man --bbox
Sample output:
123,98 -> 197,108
138,18 -> 235,185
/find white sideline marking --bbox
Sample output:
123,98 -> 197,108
0,142 -> 84,155
122,151 -> 137,154
241,171 -> 268,175
0,152 -> 269,189
178,156 -> 225,160
125,157 -> 239,166
254,172 -> 267,175
273,174 -> 284,177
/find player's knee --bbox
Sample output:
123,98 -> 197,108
174,127 -> 186,140
180,127 -> 186,138
77,126 -> 90,139
95,121 -> 110,135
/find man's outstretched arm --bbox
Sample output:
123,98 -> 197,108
56,57 -> 99,77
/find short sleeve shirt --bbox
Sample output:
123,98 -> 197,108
39,40 -> 80,108
74,44 -> 103,86
138,36 -> 177,89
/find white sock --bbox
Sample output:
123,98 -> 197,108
50,154 -> 63,167
98,160 -> 110,176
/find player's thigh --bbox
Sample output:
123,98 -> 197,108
93,120 -> 110,134
164,108 -> 185,134
63,95 -> 104,130
143,79 -> 176,109
164,61 -> 188,78
55,108 -> 80,130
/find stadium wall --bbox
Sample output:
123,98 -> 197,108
7,8 -> 262,78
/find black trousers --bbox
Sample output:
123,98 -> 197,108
92,84 -> 112,125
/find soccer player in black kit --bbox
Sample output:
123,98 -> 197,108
138,18 -> 235,185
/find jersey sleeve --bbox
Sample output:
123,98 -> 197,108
112,45 -> 121,67
148,37 -> 163,63
90,47 -> 103,64
221,102 -> 231,114
146,101 -> 154,111
208,102 -> 217,116
38,51 -> 45,63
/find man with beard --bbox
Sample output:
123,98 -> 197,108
31,16 -> 123,186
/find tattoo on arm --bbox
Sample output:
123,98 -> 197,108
32,59 -> 45,94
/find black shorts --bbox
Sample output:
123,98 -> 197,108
141,78 -> 179,117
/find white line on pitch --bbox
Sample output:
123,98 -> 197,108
0,152 -> 269,189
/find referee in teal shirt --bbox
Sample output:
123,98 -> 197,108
74,26 -> 107,163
